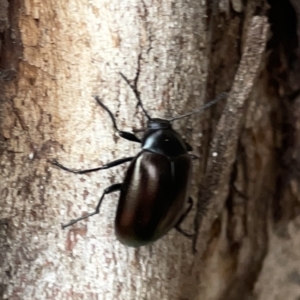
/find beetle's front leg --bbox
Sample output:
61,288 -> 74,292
51,156 -> 134,174
61,183 -> 122,229
119,53 -> 152,120
175,197 -> 194,238
94,96 -> 141,143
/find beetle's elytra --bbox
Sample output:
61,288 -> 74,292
52,58 -> 226,247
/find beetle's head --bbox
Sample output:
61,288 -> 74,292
147,118 -> 172,130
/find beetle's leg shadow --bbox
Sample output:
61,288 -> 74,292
51,156 -> 134,174
61,183 -> 122,229
175,197 -> 194,238
94,96 -> 141,143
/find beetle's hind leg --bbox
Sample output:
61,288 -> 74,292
185,142 -> 193,152
94,96 -> 141,143
51,156 -> 134,174
61,183 -> 122,229
175,197 -> 195,238
185,142 -> 199,160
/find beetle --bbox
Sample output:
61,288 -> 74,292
52,60 -> 226,247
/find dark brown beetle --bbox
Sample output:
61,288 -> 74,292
52,67 -> 226,247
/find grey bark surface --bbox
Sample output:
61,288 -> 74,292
1,1 -> 300,300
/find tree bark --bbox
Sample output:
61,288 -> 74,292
1,0 -> 299,300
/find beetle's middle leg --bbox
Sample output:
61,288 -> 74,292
175,197 -> 194,238
94,96 -> 141,143
61,183 -> 122,229
51,156 -> 134,174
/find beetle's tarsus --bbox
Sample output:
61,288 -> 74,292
51,160 -> 85,174
192,243 -> 198,254
119,54 -> 152,120
185,142 -> 193,152
61,212 -> 97,229
61,183 -> 122,229
189,154 -> 199,160
51,159 -> 59,166
174,197 -> 195,240
51,159 -> 76,173
232,185 -> 248,199
175,225 -> 194,238
94,95 -> 141,143
94,95 -> 120,132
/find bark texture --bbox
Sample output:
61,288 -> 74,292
1,0 -> 300,300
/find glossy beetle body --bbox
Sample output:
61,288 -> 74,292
116,119 -> 192,246
53,105 -> 195,247
52,60 -> 225,247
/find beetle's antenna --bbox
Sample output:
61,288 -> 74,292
168,92 -> 228,122
120,54 -> 152,120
